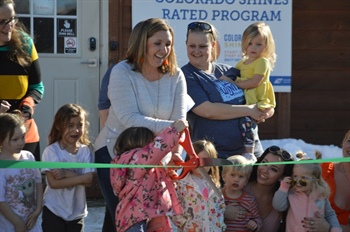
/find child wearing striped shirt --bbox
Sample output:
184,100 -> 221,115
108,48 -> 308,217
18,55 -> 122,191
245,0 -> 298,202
222,155 -> 262,231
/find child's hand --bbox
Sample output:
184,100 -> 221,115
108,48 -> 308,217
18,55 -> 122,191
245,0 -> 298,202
247,104 -> 265,121
225,203 -> 247,221
256,108 -> 274,123
26,210 -> 40,230
171,152 -> 183,162
81,172 -> 95,186
172,119 -> 188,133
0,100 -> 11,113
279,176 -> 292,190
218,75 -> 234,84
51,169 -> 65,179
246,219 -> 258,231
281,176 -> 292,185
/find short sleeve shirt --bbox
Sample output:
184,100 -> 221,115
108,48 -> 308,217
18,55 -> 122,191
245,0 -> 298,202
182,62 -> 246,158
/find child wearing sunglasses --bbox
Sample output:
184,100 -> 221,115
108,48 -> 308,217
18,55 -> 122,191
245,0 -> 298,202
272,161 -> 342,232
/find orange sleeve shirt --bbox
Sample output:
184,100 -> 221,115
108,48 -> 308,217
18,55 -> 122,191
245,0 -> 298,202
321,162 -> 350,225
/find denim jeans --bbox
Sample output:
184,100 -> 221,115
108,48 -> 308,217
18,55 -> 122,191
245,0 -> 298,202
95,146 -> 118,231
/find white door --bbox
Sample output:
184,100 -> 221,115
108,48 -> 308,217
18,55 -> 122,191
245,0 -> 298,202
15,0 -> 102,152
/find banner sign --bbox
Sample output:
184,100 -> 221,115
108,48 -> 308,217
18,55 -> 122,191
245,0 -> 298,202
132,0 -> 292,92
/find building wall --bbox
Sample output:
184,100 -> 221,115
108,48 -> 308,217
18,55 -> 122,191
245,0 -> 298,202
289,0 -> 350,146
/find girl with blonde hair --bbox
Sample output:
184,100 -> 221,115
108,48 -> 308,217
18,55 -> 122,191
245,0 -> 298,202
221,21 -> 277,162
171,139 -> 226,231
273,161 -> 342,232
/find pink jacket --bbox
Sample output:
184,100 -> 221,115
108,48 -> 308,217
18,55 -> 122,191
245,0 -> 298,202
110,126 -> 183,232
273,183 -> 342,232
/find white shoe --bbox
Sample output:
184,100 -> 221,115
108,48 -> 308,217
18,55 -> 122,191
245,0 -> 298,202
244,153 -> 257,163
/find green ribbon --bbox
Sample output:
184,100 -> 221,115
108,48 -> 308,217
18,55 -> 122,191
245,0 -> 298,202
252,157 -> 350,166
0,157 -> 349,169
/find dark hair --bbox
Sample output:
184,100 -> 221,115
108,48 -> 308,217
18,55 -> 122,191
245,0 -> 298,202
114,127 -> 155,156
0,112 -> 25,145
48,103 -> 90,145
249,146 -> 294,191
250,146 -> 294,232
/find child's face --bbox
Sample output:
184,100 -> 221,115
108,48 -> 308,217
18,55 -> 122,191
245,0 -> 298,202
246,34 -> 265,60
62,115 -> 85,146
192,150 -> 210,176
222,169 -> 248,192
292,164 -> 313,194
1,125 -> 26,155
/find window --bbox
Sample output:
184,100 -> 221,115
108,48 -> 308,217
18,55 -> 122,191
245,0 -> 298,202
15,0 -> 77,54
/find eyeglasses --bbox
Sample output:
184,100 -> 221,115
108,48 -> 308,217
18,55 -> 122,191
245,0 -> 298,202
290,179 -> 307,187
0,16 -> 19,29
187,22 -> 213,34
268,145 -> 293,161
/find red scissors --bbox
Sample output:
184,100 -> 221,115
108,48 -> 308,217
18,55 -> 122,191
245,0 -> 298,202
170,128 -> 231,197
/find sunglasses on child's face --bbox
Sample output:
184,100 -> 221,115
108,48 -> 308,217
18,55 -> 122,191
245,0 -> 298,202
268,145 -> 293,161
187,22 -> 213,34
290,179 -> 307,187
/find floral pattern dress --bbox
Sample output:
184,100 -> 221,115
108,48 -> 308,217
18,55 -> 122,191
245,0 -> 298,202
110,126 -> 183,232
171,173 -> 226,232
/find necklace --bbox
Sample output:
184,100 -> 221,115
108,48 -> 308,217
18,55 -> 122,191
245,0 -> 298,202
143,75 -> 161,117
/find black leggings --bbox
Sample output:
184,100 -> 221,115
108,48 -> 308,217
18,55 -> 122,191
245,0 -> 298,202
41,206 -> 84,232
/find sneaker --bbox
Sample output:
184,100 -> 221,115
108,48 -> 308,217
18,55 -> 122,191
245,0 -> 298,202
244,153 -> 257,163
